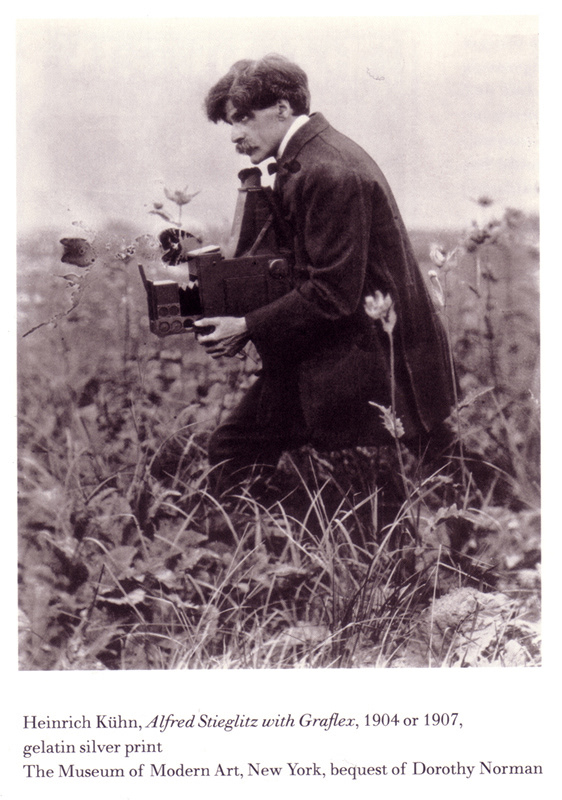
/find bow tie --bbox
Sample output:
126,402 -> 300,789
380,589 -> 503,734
268,159 -> 301,176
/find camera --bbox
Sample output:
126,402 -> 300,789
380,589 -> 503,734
139,168 -> 294,338
139,247 -> 292,338
138,264 -> 202,337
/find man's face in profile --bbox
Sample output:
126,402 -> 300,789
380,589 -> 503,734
225,99 -> 292,164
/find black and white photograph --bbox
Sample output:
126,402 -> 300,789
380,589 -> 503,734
16,15 -> 541,673
9,9 -> 560,799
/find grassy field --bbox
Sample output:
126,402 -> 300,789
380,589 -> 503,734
17,205 -> 540,669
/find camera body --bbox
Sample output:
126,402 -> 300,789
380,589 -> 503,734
139,167 -> 294,338
139,248 -> 292,338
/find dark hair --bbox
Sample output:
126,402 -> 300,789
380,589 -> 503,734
205,54 -> 310,122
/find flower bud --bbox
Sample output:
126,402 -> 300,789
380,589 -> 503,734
428,271 -> 445,307
429,243 -> 447,268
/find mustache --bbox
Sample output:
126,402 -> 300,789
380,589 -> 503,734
236,143 -> 254,155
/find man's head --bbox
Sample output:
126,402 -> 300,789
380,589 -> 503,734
205,55 -> 310,164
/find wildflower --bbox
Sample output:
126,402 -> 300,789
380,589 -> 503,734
463,224 -> 489,253
164,186 -> 200,206
115,243 -> 137,263
429,243 -> 447,268
60,237 -> 96,268
364,291 -> 397,334
428,270 -> 445,307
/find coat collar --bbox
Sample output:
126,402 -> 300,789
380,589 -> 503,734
276,113 -> 330,170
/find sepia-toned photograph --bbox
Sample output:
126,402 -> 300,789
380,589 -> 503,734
17,16 -> 540,671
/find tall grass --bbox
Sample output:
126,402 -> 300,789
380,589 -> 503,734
18,207 -> 540,669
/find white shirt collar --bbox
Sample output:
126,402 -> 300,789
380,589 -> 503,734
277,115 -> 310,159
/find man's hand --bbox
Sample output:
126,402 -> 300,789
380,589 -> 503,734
193,316 -> 250,359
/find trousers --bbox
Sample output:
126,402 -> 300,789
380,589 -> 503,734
207,370 -> 460,499
208,374 -> 307,496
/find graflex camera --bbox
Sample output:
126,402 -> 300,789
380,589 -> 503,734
139,168 -> 293,337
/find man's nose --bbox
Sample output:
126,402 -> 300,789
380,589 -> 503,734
230,124 -> 244,143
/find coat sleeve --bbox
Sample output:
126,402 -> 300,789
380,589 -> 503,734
245,162 -> 373,359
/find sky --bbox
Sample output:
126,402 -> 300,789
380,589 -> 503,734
16,16 -> 538,239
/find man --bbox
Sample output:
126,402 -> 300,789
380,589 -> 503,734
194,55 -> 456,497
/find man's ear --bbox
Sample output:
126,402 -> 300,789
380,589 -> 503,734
276,99 -> 294,119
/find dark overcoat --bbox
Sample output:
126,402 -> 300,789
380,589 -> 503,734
245,113 -> 455,449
